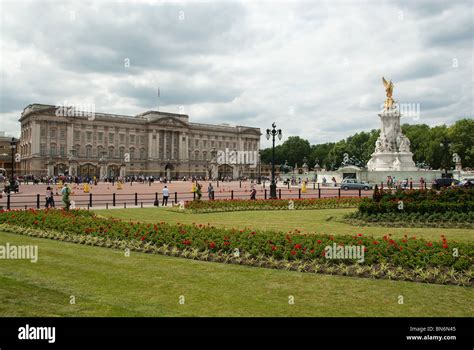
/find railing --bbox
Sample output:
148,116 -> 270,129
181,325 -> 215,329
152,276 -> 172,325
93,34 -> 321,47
0,187 -> 373,210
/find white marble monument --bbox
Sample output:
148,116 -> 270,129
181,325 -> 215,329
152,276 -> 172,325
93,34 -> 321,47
366,78 -> 417,171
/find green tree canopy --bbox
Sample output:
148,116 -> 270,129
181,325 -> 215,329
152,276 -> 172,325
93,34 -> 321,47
260,119 -> 474,170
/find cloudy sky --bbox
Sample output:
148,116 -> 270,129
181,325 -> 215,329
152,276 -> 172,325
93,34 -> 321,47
0,0 -> 472,147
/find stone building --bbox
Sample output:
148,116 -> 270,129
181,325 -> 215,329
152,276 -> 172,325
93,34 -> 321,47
0,131 -> 20,176
19,104 -> 261,179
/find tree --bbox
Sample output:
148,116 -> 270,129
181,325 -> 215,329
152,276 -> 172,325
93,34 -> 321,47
261,136 -> 311,167
260,120 -> 472,170
449,119 -> 474,168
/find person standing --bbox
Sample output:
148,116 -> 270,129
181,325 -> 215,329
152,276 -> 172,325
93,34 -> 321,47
61,183 -> 71,210
207,183 -> 215,200
162,185 -> 169,206
420,177 -> 425,190
45,186 -> 55,208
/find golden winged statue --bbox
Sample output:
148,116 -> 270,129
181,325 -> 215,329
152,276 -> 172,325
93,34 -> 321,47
382,77 -> 395,110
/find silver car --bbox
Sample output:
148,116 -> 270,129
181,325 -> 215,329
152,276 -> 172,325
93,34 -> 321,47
340,179 -> 373,191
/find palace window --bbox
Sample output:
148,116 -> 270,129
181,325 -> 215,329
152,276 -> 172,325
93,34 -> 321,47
98,132 -> 104,143
109,133 -> 114,143
50,144 -> 57,156
130,135 -> 136,144
86,132 -> 92,142
60,145 -> 66,157
40,144 -> 46,156
74,131 -> 80,141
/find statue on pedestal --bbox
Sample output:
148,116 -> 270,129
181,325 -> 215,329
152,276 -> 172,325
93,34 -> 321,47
383,77 -> 395,110
366,77 -> 417,171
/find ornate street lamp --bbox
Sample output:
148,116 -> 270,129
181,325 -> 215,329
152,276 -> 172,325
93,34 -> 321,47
265,122 -> 282,199
257,151 -> 261,184
439,137 -> 451,177
10,137 -> 17,184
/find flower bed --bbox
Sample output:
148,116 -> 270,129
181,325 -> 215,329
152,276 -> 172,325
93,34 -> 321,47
363,186 -> 474,215
0,209 -> 472,282
183,197 -> 362,212
343,211 -> 474,229
348,187 -> 474,228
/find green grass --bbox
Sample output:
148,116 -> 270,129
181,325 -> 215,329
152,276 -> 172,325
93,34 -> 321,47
94,208 -> 474,243
0,231 -> 472,317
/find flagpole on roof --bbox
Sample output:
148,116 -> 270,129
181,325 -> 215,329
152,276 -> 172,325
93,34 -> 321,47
157,87 -> 160,112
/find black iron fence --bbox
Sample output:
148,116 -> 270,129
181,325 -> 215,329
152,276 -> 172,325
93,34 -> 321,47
0,187 -> 374,210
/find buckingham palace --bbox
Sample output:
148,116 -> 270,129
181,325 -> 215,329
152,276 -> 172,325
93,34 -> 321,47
18,104 -> 261,179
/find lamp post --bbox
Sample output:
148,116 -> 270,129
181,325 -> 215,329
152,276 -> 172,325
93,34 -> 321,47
257,151 -> 261,184
10,137 -> 17,184
266,122 -> 282,199
439,137 -> 451,177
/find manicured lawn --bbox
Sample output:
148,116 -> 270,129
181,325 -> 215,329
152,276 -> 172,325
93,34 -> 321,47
0,231 -> 472,317
94,208 -> 474,243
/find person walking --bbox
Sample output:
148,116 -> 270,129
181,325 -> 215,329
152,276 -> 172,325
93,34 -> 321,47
162,185 -> 169,206
250,187 -> 257,200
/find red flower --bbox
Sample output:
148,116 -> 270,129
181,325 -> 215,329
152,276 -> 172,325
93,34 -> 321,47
310,249 -> 315,253
271,245 -> 277,251
294,244 -> 302,250
358,233 -> 363,237
442,244 -> 448,249
141,235 -> 146,241
33,220 -> 39,225
209,242 -> 216,249
317,239 -> 322,244
426,242 -> 433,247
182,239 -> 191,245
373,241 -> 379,245
290,250 -> 296,256
224,241 -> 230,246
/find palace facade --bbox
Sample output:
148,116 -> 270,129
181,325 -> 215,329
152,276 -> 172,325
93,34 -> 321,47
19,104 -> 261,179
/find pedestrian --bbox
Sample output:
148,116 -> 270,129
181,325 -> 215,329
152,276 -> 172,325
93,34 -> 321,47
420,177 -> 425,190
250,187 -> 257,200
162,185 -> 169,206
61,183 -> 71,210
45,186 -> 55,208
196,183 -> 202,200
207,183 -> 215,200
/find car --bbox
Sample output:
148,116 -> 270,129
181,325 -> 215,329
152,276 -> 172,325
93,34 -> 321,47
432,178 -> 459,190
457,177 -> 474,188
340,179 -> 373,191
3,180 -> 19,194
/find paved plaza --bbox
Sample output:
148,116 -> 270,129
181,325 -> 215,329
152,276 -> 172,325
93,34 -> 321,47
0,180 -> 369,210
